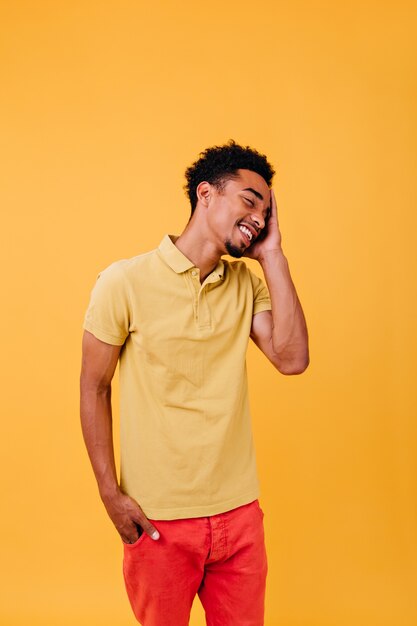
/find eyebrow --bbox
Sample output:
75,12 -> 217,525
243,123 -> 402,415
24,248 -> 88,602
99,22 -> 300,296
242,187 -> 264,201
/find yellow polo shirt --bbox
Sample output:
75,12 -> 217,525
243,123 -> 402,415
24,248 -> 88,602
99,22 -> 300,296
83,234 -> 272,519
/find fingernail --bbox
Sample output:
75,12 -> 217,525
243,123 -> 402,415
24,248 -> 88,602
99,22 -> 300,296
151,530 -> 160,540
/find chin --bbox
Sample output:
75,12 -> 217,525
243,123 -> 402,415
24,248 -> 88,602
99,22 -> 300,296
225,239 -> 245,258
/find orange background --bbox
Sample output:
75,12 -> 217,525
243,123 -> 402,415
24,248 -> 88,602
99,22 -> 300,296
1,1 -> 416,625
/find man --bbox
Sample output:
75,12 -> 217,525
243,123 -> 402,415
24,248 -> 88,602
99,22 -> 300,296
80,139 -> 309,626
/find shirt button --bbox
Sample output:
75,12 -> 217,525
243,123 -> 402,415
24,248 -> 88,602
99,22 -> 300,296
191,270 -> 197,276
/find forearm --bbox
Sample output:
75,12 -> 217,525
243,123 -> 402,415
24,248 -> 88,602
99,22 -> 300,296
260,248 -> 309,373
80,383 -> 120,502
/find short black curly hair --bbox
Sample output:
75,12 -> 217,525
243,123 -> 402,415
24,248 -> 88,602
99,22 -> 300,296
183,139 -> 275,214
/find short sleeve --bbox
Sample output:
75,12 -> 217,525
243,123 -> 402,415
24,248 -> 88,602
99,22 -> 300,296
248,268 -> 272,315
83,261 -> 131,345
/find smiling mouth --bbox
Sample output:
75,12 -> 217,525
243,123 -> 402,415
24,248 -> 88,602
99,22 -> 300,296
237,224 -> 253,245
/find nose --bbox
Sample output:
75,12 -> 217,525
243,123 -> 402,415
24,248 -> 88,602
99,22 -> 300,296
251,210 -> 265,231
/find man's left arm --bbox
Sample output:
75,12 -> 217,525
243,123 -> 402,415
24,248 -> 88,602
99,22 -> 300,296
246,189 -> 310,375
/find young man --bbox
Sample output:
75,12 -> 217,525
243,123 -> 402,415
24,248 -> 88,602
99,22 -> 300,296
80,140 -> 309,626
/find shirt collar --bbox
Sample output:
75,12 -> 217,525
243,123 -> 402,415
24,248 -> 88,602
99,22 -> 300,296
158,234 -> 225,281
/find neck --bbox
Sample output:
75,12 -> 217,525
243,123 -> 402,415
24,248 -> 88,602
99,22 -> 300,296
174,217 -> 222,283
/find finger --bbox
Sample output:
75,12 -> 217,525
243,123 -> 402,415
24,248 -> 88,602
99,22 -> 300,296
126,497 -> 161,541
121,520 -> 150,544
270,188 -> 279,224
121,528 -> 139,544
270,188 -> 277,213
133,512 -> 160,540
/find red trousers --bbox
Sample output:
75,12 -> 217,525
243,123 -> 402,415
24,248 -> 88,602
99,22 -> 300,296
122,499 -> 268,626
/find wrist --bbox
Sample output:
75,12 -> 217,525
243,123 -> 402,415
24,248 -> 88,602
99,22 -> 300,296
258,246 -> 285,265
99,482 -> 121,505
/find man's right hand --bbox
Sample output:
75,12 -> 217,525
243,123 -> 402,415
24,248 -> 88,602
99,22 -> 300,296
80,331 -> 161,546
102,489 -> 160,544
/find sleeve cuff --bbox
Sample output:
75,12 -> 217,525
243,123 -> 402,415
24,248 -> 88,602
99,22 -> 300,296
253,301 -> 272,315
82,321 -> 126,346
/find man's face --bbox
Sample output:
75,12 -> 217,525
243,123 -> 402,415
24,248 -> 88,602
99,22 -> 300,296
205,169 -> 271,258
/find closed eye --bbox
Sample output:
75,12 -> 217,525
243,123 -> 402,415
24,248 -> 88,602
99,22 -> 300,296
243,197 -> 254,206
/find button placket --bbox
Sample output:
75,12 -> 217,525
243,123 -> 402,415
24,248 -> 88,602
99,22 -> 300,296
187,267 -> 223,329
189,269 -> 201,324
197,288 -> 211,328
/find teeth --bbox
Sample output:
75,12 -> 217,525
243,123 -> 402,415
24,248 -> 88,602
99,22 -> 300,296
239,224 -> 252,241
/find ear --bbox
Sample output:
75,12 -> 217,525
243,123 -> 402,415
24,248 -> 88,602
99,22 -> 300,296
196,181 -> 212,208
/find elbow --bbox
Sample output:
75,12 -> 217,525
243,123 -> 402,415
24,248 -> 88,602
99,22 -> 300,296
80,373 -> 112,396
275,353 -> 310,376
